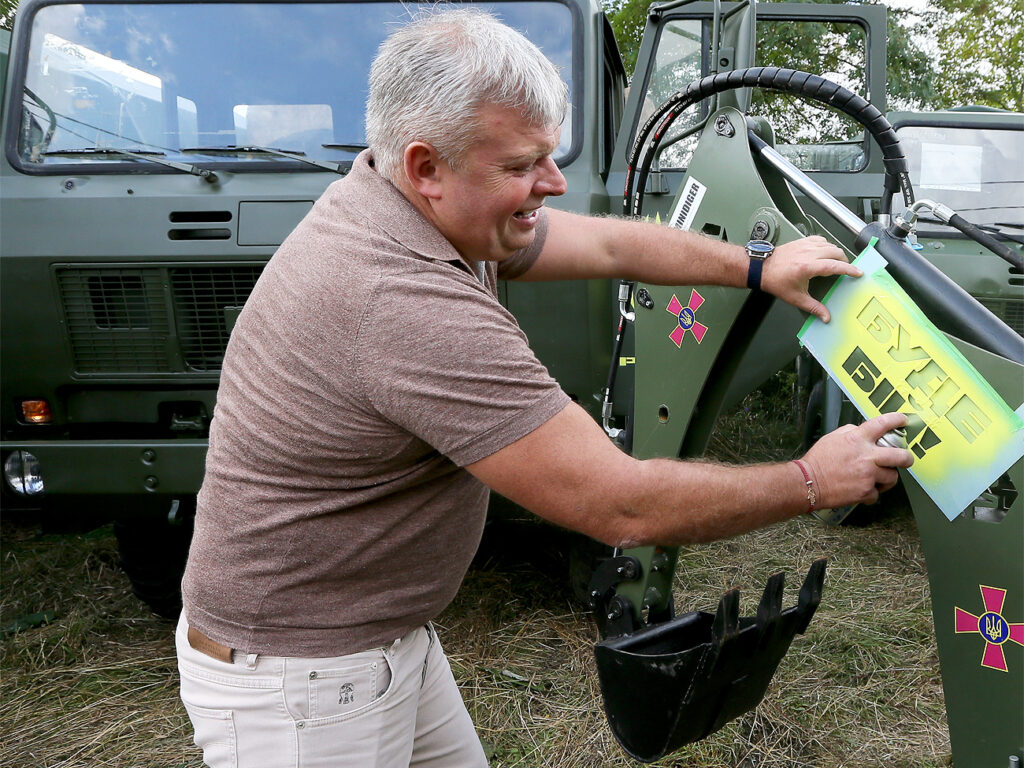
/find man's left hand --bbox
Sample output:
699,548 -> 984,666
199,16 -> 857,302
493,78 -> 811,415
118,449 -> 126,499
760,235 -> 861,323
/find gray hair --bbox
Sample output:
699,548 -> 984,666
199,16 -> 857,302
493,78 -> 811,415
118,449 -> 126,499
366,7 -> 568,183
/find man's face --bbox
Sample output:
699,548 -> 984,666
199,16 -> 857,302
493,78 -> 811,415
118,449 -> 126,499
430,104 -> 567,262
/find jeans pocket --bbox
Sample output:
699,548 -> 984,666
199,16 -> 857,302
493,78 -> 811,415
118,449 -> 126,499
307,650 -> 393,720
182,702 -> 237,768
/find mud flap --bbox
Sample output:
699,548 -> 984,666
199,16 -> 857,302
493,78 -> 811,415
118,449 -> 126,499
593,558 -> 826,762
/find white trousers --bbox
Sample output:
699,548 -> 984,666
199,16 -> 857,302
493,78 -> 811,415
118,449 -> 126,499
175,614 -> 488,768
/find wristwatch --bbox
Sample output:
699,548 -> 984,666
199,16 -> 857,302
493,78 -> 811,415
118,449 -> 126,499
745,239 -> 774,291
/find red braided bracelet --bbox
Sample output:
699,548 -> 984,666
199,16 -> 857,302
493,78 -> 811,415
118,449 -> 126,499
792,460 -> 816,513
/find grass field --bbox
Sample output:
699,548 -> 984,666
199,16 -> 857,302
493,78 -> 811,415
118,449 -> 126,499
0,378 -> 951,767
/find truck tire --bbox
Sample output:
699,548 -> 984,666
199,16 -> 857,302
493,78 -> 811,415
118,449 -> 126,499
114,498 -> 195,620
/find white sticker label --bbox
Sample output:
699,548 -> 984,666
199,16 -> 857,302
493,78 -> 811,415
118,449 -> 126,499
669,177 -> 707,231
920,142 -> 983,192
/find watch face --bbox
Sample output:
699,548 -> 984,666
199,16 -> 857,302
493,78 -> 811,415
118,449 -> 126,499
746,240 -> 774,258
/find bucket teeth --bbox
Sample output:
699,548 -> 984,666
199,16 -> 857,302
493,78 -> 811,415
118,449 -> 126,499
757,571 -> 786,634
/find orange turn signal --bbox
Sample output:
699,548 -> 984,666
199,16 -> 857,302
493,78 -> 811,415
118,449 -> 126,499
21,400 -> 53,424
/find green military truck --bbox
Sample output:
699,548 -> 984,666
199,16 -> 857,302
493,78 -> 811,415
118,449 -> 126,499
0,0 -> 629,610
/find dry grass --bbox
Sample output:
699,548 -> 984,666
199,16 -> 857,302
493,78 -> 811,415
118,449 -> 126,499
0,520 -> 198,768
0,374 -> 951,767
443,507 -> 948,768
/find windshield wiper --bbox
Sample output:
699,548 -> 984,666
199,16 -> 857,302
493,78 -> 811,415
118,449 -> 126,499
181,145 -> 346,174
23,87 -> 58,159
43,147 -> 218,182
322,143 -> 368,153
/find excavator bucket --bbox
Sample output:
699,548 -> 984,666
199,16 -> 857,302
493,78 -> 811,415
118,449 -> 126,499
593,559 -> 826,762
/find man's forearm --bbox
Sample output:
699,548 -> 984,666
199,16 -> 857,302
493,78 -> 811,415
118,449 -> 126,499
607,217 -> 749,287
530,208 -> 748,285
467,402 -> 910,551
601,458 -> 808,549
532,208 -> 857,322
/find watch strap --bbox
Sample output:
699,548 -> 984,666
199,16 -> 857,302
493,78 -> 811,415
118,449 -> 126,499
747,257 -> 765,291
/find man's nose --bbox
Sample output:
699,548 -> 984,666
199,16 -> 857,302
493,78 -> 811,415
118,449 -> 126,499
535,157 -> 567,197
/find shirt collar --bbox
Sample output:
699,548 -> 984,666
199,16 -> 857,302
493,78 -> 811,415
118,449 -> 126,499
342,150 -> 470,270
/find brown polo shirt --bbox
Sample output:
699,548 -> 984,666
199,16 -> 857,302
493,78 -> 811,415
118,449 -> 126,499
181,152 -> 570,657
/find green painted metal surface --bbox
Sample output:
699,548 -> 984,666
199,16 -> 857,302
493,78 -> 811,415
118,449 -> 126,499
904,338 -> 1023,768
618,107 -> 827,618
622,103 -> 1024,765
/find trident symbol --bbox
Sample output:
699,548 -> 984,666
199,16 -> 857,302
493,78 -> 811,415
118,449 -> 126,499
984,614 -> 1005,642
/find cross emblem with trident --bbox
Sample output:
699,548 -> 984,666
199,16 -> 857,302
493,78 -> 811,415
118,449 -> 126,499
666,289 -> 708,348
954,585 -> 1024,672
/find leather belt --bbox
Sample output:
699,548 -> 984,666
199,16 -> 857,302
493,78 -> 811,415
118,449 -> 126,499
187,625 -> 234,663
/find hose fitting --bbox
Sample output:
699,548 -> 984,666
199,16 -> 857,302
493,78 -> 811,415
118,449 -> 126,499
890,200 -> 1023,270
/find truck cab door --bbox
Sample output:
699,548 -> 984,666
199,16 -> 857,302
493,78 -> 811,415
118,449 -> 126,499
605,1 -> 890,409
607,1 -> 888,225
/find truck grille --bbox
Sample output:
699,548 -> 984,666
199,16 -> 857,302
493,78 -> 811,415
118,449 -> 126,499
978,298 -> 1024,338
58,268 -> 172,373
171,266 -> 262,371
57,264 -> 263,374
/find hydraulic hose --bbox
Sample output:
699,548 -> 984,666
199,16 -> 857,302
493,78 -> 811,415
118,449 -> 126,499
624,67 -> 913,219
895,200 -> 1024,270
947,214 -> 1024,271
601,282 -> 634,439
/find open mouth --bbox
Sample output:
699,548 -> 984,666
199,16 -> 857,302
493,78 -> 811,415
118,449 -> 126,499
512,208 -> 539,224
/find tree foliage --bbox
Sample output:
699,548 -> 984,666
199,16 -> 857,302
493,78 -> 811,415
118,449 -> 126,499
603,0 -> 654,75
922,0 -> 1024,112
602,0 -> 938,114
1,0 -> 17,31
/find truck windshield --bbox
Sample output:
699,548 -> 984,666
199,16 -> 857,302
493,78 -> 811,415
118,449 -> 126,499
13,1 -> 576,171
896,124 -> 1024,231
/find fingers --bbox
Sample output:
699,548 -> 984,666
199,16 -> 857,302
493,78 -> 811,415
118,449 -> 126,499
861,487 -> 881,506
803,298 -> 830,323
767,237 -> 861,320
859,414 -> 915,470
875,467 -> 900,493
876,446 -> 914,469
807,259 -> 863,279
859,412 -> 908,442
804,415 -> 911,510
813,305 -> 830,323
777,236 -> 849,264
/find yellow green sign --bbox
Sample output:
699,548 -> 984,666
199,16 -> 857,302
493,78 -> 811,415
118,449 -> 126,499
798,240 -> 1024,520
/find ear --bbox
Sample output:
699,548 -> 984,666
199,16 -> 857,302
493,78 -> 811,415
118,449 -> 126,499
403,141 -> 446,200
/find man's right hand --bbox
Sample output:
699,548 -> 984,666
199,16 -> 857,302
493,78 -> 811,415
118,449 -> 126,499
801,412 -> 915,510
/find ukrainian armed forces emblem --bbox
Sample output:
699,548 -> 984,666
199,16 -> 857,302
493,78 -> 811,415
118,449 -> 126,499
666,289 -> 708,347
954,585 -> 1024,672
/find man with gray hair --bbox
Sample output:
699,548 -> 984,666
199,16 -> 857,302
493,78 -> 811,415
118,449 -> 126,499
177,9 -> 912,768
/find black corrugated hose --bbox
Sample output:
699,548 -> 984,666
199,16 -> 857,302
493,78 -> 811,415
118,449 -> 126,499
624,67 -> 913,219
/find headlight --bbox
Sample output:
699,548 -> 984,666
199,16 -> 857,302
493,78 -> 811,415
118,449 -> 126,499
4,451 -> 45,495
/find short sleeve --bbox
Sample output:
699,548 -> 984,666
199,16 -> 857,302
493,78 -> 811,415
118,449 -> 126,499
355,269 -> 570,466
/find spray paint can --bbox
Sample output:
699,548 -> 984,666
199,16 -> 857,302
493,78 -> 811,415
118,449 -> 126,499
876,427 -> 908,451
811,427 -> 909,525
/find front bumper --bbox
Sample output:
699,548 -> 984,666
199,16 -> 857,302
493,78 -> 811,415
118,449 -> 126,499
1,439 -> 208,497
